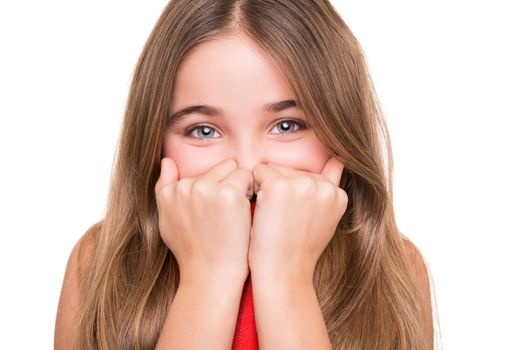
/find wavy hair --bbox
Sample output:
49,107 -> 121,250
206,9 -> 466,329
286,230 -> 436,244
74,0 -> 427,348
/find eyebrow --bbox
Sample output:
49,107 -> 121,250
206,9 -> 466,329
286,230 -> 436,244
170,99 -> 298,124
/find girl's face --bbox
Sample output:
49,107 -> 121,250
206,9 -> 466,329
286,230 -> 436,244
165,32 -> 330,179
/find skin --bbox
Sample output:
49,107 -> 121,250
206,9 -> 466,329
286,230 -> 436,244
54,31 -> 433,350
156,31 -> 348,349
164,33 -> 332,180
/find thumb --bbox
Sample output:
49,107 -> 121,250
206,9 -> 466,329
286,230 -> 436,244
155,157 -> 179,197
321,156 -> 345,187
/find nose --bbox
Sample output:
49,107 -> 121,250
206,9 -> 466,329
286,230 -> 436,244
236,156 -> 261,173
229,140 -> 269,192
229,137 -> 268,170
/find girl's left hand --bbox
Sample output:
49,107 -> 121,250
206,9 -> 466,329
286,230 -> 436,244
248,157 -> 348,286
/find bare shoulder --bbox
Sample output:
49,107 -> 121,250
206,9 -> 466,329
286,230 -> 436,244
54,223 -> 99,350
402,236 -> 434,349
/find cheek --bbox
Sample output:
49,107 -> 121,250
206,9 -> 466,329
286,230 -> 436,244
163,137 -> 222,179
163,134 -> 331,178
267,138 -> 330,174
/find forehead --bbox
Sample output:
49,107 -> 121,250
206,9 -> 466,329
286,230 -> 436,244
171,33 -> 295,112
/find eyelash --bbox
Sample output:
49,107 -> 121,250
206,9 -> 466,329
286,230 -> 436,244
183,119 -> 309,140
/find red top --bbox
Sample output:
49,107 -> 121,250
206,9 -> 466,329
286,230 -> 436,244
231,201 -> 259,349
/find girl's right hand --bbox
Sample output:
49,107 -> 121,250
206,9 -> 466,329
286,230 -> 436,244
155,157 -> 254,286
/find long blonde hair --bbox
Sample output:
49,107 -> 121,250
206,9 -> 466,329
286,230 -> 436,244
74,0 -> 427,348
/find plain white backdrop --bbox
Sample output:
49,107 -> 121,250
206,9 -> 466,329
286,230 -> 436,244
0,1 -> 523,348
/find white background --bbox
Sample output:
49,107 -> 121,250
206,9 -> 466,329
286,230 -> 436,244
1,1 -> 523,348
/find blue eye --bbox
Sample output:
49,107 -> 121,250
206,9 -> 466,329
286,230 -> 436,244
185,125 -> 220,139
184,119 -> 308,140
269,119 -> 308,135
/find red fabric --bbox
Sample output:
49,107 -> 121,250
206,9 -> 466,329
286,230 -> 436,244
231,200 -> 259,349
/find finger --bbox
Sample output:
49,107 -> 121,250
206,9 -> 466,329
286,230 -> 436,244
267,161 -> 324,182
198,158 -> 238,184
265,162 -> 295,177
320,156 -> 345,187
155,157 -> 180,197
220,167 -> 255,200
252,163 -> 283,194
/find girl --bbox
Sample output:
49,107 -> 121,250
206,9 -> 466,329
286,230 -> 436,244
55,0 -> 441,349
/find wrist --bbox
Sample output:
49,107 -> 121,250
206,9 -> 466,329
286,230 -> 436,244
249,262 -> 314,289
250,271 -> 317,304
179,264 -> 249,290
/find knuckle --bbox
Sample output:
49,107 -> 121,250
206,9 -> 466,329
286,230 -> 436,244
294,177 -> 316,194
177,179 -> 191,198
175,178 -> 190,191
337,188 -> 349,205
156,183 -> 172,204
217,185 -> 238,202
272,179 -> 289,193
318,182 -> 335,201
192,179 -> 211,197
337,187 -> 348,198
